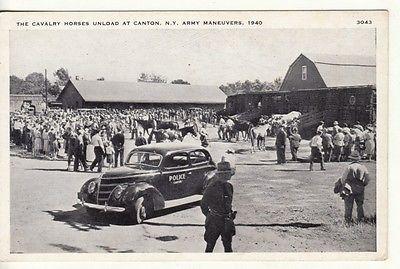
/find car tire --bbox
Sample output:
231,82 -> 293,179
133,196 -> 153,224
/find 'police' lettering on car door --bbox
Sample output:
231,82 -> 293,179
169,173 -> 186,184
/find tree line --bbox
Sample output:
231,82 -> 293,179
10,68 -> 70,97
219,77 -> 282,96
10,68 -> 282,97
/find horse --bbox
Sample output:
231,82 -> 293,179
232,119 -> 251,141
136,119 -> 155,136
147,129 -> 168,144
156,120 -> 179,131
179,125 -> 198,138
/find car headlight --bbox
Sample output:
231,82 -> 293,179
113,184 -> 127,200
88,181 -> 97,194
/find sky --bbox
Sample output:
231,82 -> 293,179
9,28 -> 375,86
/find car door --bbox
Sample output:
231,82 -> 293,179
158,152 -> 190,200
186,149 -> 214,195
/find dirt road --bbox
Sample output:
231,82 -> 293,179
10,131 -> 376,253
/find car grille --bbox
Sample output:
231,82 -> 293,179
97,177 -> 136,205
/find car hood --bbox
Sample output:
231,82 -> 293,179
101,166 -> 158,179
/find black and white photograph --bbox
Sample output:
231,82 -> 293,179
0,10 -> 389,259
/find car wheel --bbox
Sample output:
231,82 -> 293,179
133,196 -> 153,224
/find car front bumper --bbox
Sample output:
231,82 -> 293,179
77,193 -> 126,213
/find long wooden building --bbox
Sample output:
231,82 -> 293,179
57,79 -> 226,110
226,53 -> 376,130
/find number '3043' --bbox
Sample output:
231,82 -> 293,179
357,20 -> 372,24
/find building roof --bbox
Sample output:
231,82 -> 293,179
65,80 -> 226,104
304,53 -> 376,87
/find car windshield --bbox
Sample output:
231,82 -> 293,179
126,151 -> 162,169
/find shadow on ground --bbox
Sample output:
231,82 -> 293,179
44,201 -> 201,230
142,221 -> 324,228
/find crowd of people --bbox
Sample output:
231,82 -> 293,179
9,107 -> 217,172
274,120 -> 376,169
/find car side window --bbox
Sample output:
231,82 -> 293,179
164,153 -> 189,169
189,150 -> 209,165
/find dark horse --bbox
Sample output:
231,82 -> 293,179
232,119 -> 252,141
148,129 -> 182,144
179,125 -> 198,138
136,119 -> 155,136
137,119 -> 179,135
157,121 -> 179,131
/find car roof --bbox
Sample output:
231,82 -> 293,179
133,142 -> 206,155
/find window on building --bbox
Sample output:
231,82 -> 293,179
302,66 -> 307,80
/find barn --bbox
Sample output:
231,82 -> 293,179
56,79 -> 226,110
226,53 -> 376,134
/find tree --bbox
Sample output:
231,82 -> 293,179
137,72 -> 167,83
10,71 -> 63,97
171,79 -> 190,85
219,78 -> 279,96
25,72 -> 45,87
10,75 -> 25,94
272,77 -> 282,91
53,67 -> 70,87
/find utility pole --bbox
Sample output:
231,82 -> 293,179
45,68 -> 48,113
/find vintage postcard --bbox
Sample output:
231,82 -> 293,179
0,10 -> 388,261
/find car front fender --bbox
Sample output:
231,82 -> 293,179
122,182 -> 165,211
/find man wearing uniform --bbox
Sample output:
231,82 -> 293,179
289,126 -> 301,161
201,157 -> 236,253
339,151 -> 370,224
225,118 -> 235,141
309,130 -> 325,171
218,117 -> 227,140
73,127 -> 89,172
275,125 -> 287,164
321,128 -> 334,162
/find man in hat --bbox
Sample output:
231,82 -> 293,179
333,129 -> 345,162
309,130 -> 325,171
339,151 -> 370,224
332,121 -> 340,137
73,127 -> 89,172
201,157 -> 236,253
111,127 -> 125,167
275,125 -> 287,164
321,128 -> 334,162
289,126 -> 301,161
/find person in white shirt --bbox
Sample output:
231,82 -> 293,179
309,130 -> 325,171
333,129 -> 345,162
89,129 -> 105,172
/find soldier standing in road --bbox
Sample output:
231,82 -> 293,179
89,129 -> 105,173
73,127 -> 89,172
338,151 -> 370,224
289,126 -> 301,161
333,129 -> 345,162
275,125 -> 287,164
201,157 -> 236,253
309,130 -> 325,171
111,127 -> 125,167
321,128 -> 334,162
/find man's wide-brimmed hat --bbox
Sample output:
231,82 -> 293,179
216,158 -> 235,176
348,151 -> 361,161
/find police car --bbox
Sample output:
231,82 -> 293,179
77,143 -> 216,223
